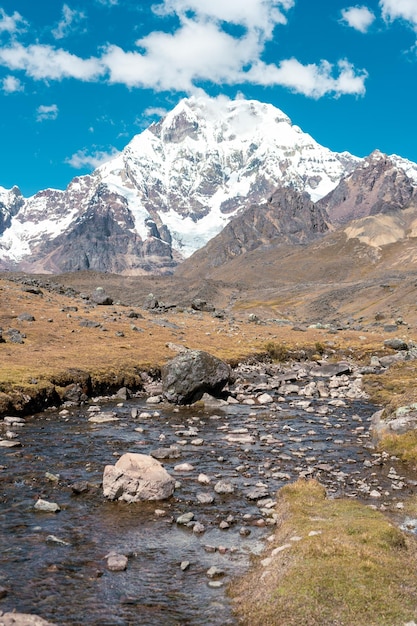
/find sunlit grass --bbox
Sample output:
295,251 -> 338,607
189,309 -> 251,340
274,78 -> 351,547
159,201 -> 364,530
229,479 -> 417,626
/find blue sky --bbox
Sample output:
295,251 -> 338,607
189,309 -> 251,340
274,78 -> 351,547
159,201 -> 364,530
0,0 -> 416,197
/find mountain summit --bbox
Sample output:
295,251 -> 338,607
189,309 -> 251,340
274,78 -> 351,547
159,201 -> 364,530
0,95 -> 416,274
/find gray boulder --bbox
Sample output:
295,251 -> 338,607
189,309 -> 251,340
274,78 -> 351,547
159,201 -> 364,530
191,298 -> 215,312
383,338 -> 408,351
161,349 -> 233,404
91,287 -> 113,305
103,453 -> 175,502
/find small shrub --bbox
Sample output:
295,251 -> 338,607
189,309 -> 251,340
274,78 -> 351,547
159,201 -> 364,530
265,341 -> 289,362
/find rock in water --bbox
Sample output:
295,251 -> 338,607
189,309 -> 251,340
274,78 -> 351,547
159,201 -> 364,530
102,453 -> 175,502
0,612 -> 56,625
161,349 -> 233,404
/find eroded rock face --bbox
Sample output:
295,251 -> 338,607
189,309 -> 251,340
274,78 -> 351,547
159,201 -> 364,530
102,453 -> 175,502
161,350 -> 233,404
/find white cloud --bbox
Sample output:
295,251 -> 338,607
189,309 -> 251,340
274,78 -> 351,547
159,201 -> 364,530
36,104 -> 59,122
380,0 -> 417,30
96,0 -> 119,5
52,4 -> 86,40
341,6 -> 376,32
143,106 -> 169,118
2,75 -> 23,93
0,8 -> 26,34
248,58 -> 368,98
153,0 -> 295,37
0,42 -> 104,81
66,147 -> 120,169
0,0 -> 367,99
104,19 -> 261,90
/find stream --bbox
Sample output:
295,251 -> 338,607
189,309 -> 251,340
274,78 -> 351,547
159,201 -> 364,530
0,386 -> 415,625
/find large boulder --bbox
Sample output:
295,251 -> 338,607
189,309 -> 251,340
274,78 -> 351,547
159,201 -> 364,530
103,453 -> 175,502
161,349 -> 233,404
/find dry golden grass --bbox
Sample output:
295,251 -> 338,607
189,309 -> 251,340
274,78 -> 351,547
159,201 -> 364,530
0,272 -> 390,390
1,276 -> 416,411
2,272 -> 417,421
229,479 -> 417,626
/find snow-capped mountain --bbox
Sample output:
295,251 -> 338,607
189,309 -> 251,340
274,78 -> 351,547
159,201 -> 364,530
1,94 -> 417,274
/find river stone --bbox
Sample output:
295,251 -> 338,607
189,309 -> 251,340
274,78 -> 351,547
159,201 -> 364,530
161,349 -> 233,404
257,393 -> 274,404
34,499 -> 61,513
105,552 -> 128,571
214,480 -> 235,494
88,412 -> 119,423
103,453 -> 175,502
0,440 -> 21,448
0,613 -> 57,626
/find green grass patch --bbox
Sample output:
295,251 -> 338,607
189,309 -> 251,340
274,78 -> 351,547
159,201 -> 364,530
229,479 -> 417,626
379,431 -> 417,464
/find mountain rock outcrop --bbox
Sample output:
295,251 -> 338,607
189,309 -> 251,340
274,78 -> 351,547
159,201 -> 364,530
177,187 -> 330,273
318,151 -> 417,226
1,96 -> 417,275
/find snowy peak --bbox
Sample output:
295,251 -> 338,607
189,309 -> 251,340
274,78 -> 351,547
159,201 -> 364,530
1,94 -> 416,274
0,185 -> 24,236
97,94 -> 361,259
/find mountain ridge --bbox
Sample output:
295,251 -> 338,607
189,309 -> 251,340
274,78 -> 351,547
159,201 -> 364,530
1,95 -> 417,274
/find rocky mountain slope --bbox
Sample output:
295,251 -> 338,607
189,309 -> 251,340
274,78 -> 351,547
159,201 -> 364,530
176,186 -> 330,272
1,95 -> 417,275
317,150 -> 417,227
0,95 -> 360,274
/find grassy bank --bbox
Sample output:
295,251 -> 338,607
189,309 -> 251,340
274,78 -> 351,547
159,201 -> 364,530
229,479 -> 417,626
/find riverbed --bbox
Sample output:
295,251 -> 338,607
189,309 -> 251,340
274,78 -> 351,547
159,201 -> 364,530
0,383 -> 413,625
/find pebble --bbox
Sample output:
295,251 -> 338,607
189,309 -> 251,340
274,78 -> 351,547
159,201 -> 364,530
197,493 -> 215,504
206,566 -> 225,579
193,522 -> 206,534
88,413 -> 119,423
214,480 -> 235,494
34,499 -> 61,513
174,463 -> 194,472
198,473 -> 211,484
176,512 -> 195,525
0,440 -> 21,448
105,552 -> 128,572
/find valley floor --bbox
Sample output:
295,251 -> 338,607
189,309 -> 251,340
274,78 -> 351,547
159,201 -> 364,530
2,272 -> 417,625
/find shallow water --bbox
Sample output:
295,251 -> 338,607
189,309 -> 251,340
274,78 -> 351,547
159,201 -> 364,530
0,395 -> 412,625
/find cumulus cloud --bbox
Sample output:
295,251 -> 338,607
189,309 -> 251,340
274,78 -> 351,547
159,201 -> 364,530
36,104 -> 59,122
0,8 -> 26,34
0,0 -> 368,98
52,4 -> 86,40
153,0 -> 295,37
380,0 -> 417,30
341,6 -> 376,32
104,19 -> 261,90
248,58 -> 367,98
2,75 -> 23,93
66,147 -> 120,169
0,42 -> 104,81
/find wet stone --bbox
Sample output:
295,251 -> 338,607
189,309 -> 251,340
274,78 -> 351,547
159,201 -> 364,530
106,552 -> 128,572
